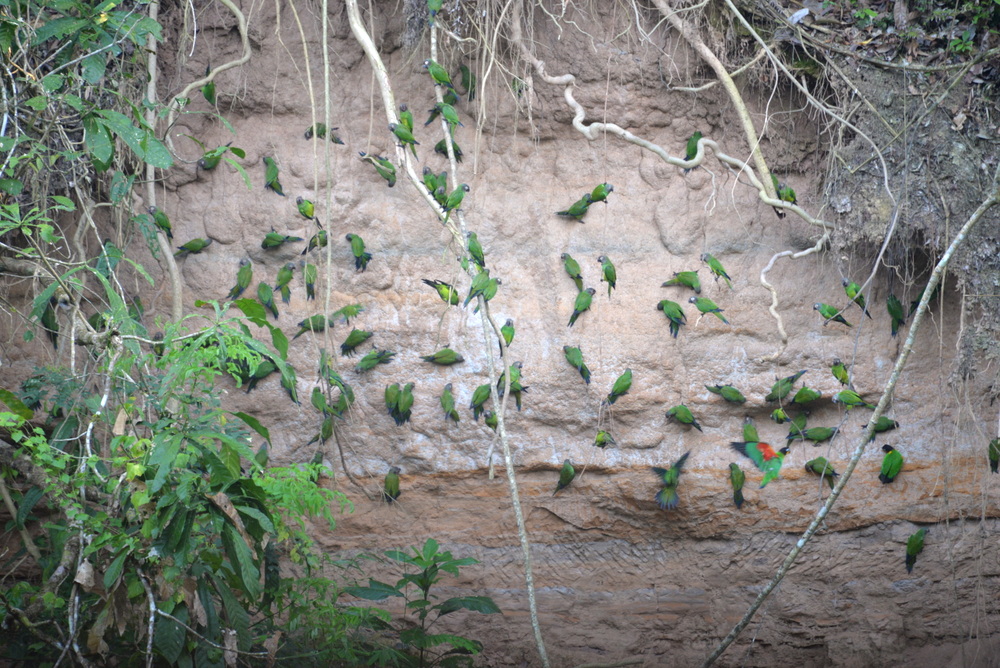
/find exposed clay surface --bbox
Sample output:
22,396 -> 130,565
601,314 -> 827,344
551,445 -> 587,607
4,1 -> 1000,665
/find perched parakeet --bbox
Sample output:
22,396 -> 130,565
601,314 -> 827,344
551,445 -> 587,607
689,296 -> 729,324
385,383 -> 415,426
887,293 -> 906,338
867,415 -> 899,442
469,383 -> 491,421
554,460 -> 576,496
440,383 -> 459,422
842,278 -> 872,319
304,123 -> 344,143
442,184 -> 470,222
652,451 -> 691,510
701,252 -> 732,289
879,444 -> 903,483
262,231 -> 304,250
805,457 -> 840,489
423,279 -> 460,306
307,416 -> 334,446
464,270 -> 501,308
480,409 -> 497,432
331,303 -> 365,324
421,348 -> 464,365
311,386 -> 332,415
833,389 -> 875,411
792,386 -> 822,405
683,131 -> 702,173
770,407 -> 790,424
197,145 -> 226,171
427,0 -> 443,24
398,104 -> 414,133
389,122 -> 419,158
605,368 -> 633,405
459,63 -> 476,100
40,300 -> 58,349
590,182 -> 613,203
151,331 -> 164,357
175,238 -> 212,258
293,314 -> 331,339
421,166 -> 441,196
340,329 -> 373,356
257,283 -> 278,320
598,255 -> 617,298
594,430 -> 616,448
831,358 -> 850,387
274,262 -> 295,304
303,262 -> 317,301
358,152 -> 396,187
296,196 -> 315,220
301,230 -> 328,255
742,416 -> 759,443
246,356 -> 278,393
425,89 -> 459,125
568,288 -> 596,327
771,174 -> 797,217
556,194 -> 592,221
765,370 -> 807,402
662,270 -> 701,294
561,253 -> 584,291
656,299 -> 687,338
499,318 -> 515,351
263,156 -> 285,196
280,363 -> 299,404
436,103 -> 463,130
563,345 -> 591,385
466,231 -> 485,269
706,384 -> 746,404
666,404 -> 702,432
905,528 -> 926,573
731,441 -> 788,488
345,233 -> 372,272
227,258 -> 253,300
355,347 -> 395,372
785,411 -> 808,444
909,282 -> 940,319
729,462 -> 745,509
814,302 -> 851,327
434,137 -> 463,162
201,66 -> 216,105
789,426 -> 839,445
423,58 -> 455,89
148,206 -> 173,239
990,438 -> 1000,474
383,466 -> 401,504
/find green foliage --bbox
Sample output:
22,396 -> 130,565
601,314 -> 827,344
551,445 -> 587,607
343,539 -> 501,667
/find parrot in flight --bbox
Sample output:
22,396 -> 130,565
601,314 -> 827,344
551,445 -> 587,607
730,441 -> 788,488
652,451 -> 691,510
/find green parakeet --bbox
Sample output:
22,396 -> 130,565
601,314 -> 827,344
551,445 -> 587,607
731,441 -> 788,488
729,462 -> 745,509
652,451 -> 691,510
355,347 -> 395,372
257,283 -> 278,320
700,253 -> 732,289
263,156 -> 285,196
198,142 -> 231,170
296,196 -> 315,220
990,438 -> 1000,474
656,299 -> 687,338
423,58 -> 456,89
789,426 -> 839,445
274,262 -> 295,304
427,0 -> 443,24
434,137 -> 463,162
598,255 -> 617,298
887,293 -> 906,338
785,411 -> 808,444
345,233 -> 372,272
867,415 -> 899,442
683,131 -> 702,173
40,300 -> 58,349
442,184 -> 469,222
262,231 -> 303,250
174,238 -> 212,258
905,528 -> 926,573
423,279 -> 460,306
842,278 -> 872,319
466,231 -> 485,269
833,389 -> 875,411
398,104 -> 414,133
440,383 -> 459,422
227,258 -> 252,300
483,409 -> 499,433
568,288 -> 596,327
765,370 -> 807,402
561,253 -> 584,291
148,206 -> 173,239
689,296 -> 728,324
383,466 -> 401,503
464,269 -> 501,308
666,404 -> 702,432
594,430 -> 616,448
831,358 -> 850,387
879,444 -> 903,483
308,416 -> 334,446
792,386 -> 822,405
469,383 -> 491,421
706,384 -> 746,404
424,89 -> 459,125
556,194 -> 593,221
331,303 -> 365,324
563,345 -> 591,385
742,416 -> 759,443
805,457 -> 839,489
280,363 -> 299,404
385,383 -> 415,426
662,270 -> 701,294
770,407 -> 790,423
605,368 -> 633,405
301,230 -> 328,255
590,182 -> 613,203
340,329 -> 373,356
293,314 -> 331,339
358,152 -> 396,187
459,63 -> 476,100
421,348 -> 464,365
304,123 -> 344,143
389,122 -> 419,158
201,66 -> 216,105
303,262 -> 317,301
499,318 -> 515,351
909,282 -> 940,319
436,103 -> 463,130
554,459 -> 576,495
814,302 -> 851,327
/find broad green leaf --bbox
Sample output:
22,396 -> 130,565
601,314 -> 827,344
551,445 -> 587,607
231,411 -> 270,449
233,298 -> 266,325
229,147 -> 246,158
343,579 -> 403,601
0,388 -> 33,419
221,523 -> 260,602
435,596 -> 501,616
109,171 -> 135,204
15,486 -> 44,527
153,604 -> 186,663
95,110 -> 172,169
227,159 -> 252,189
0,178 -> 23,196
234,504 -> 274,534
83,116 -> 113,171
270,327 -> 288,359
80,53 -> 106,84
24,96 -> 48,110
212,574 -> 250,650
32,16 -> 88,43
103,550 -> 128,589
148,434 -> 182,493
50,195 -> 75,211
41,74 -> 64,92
